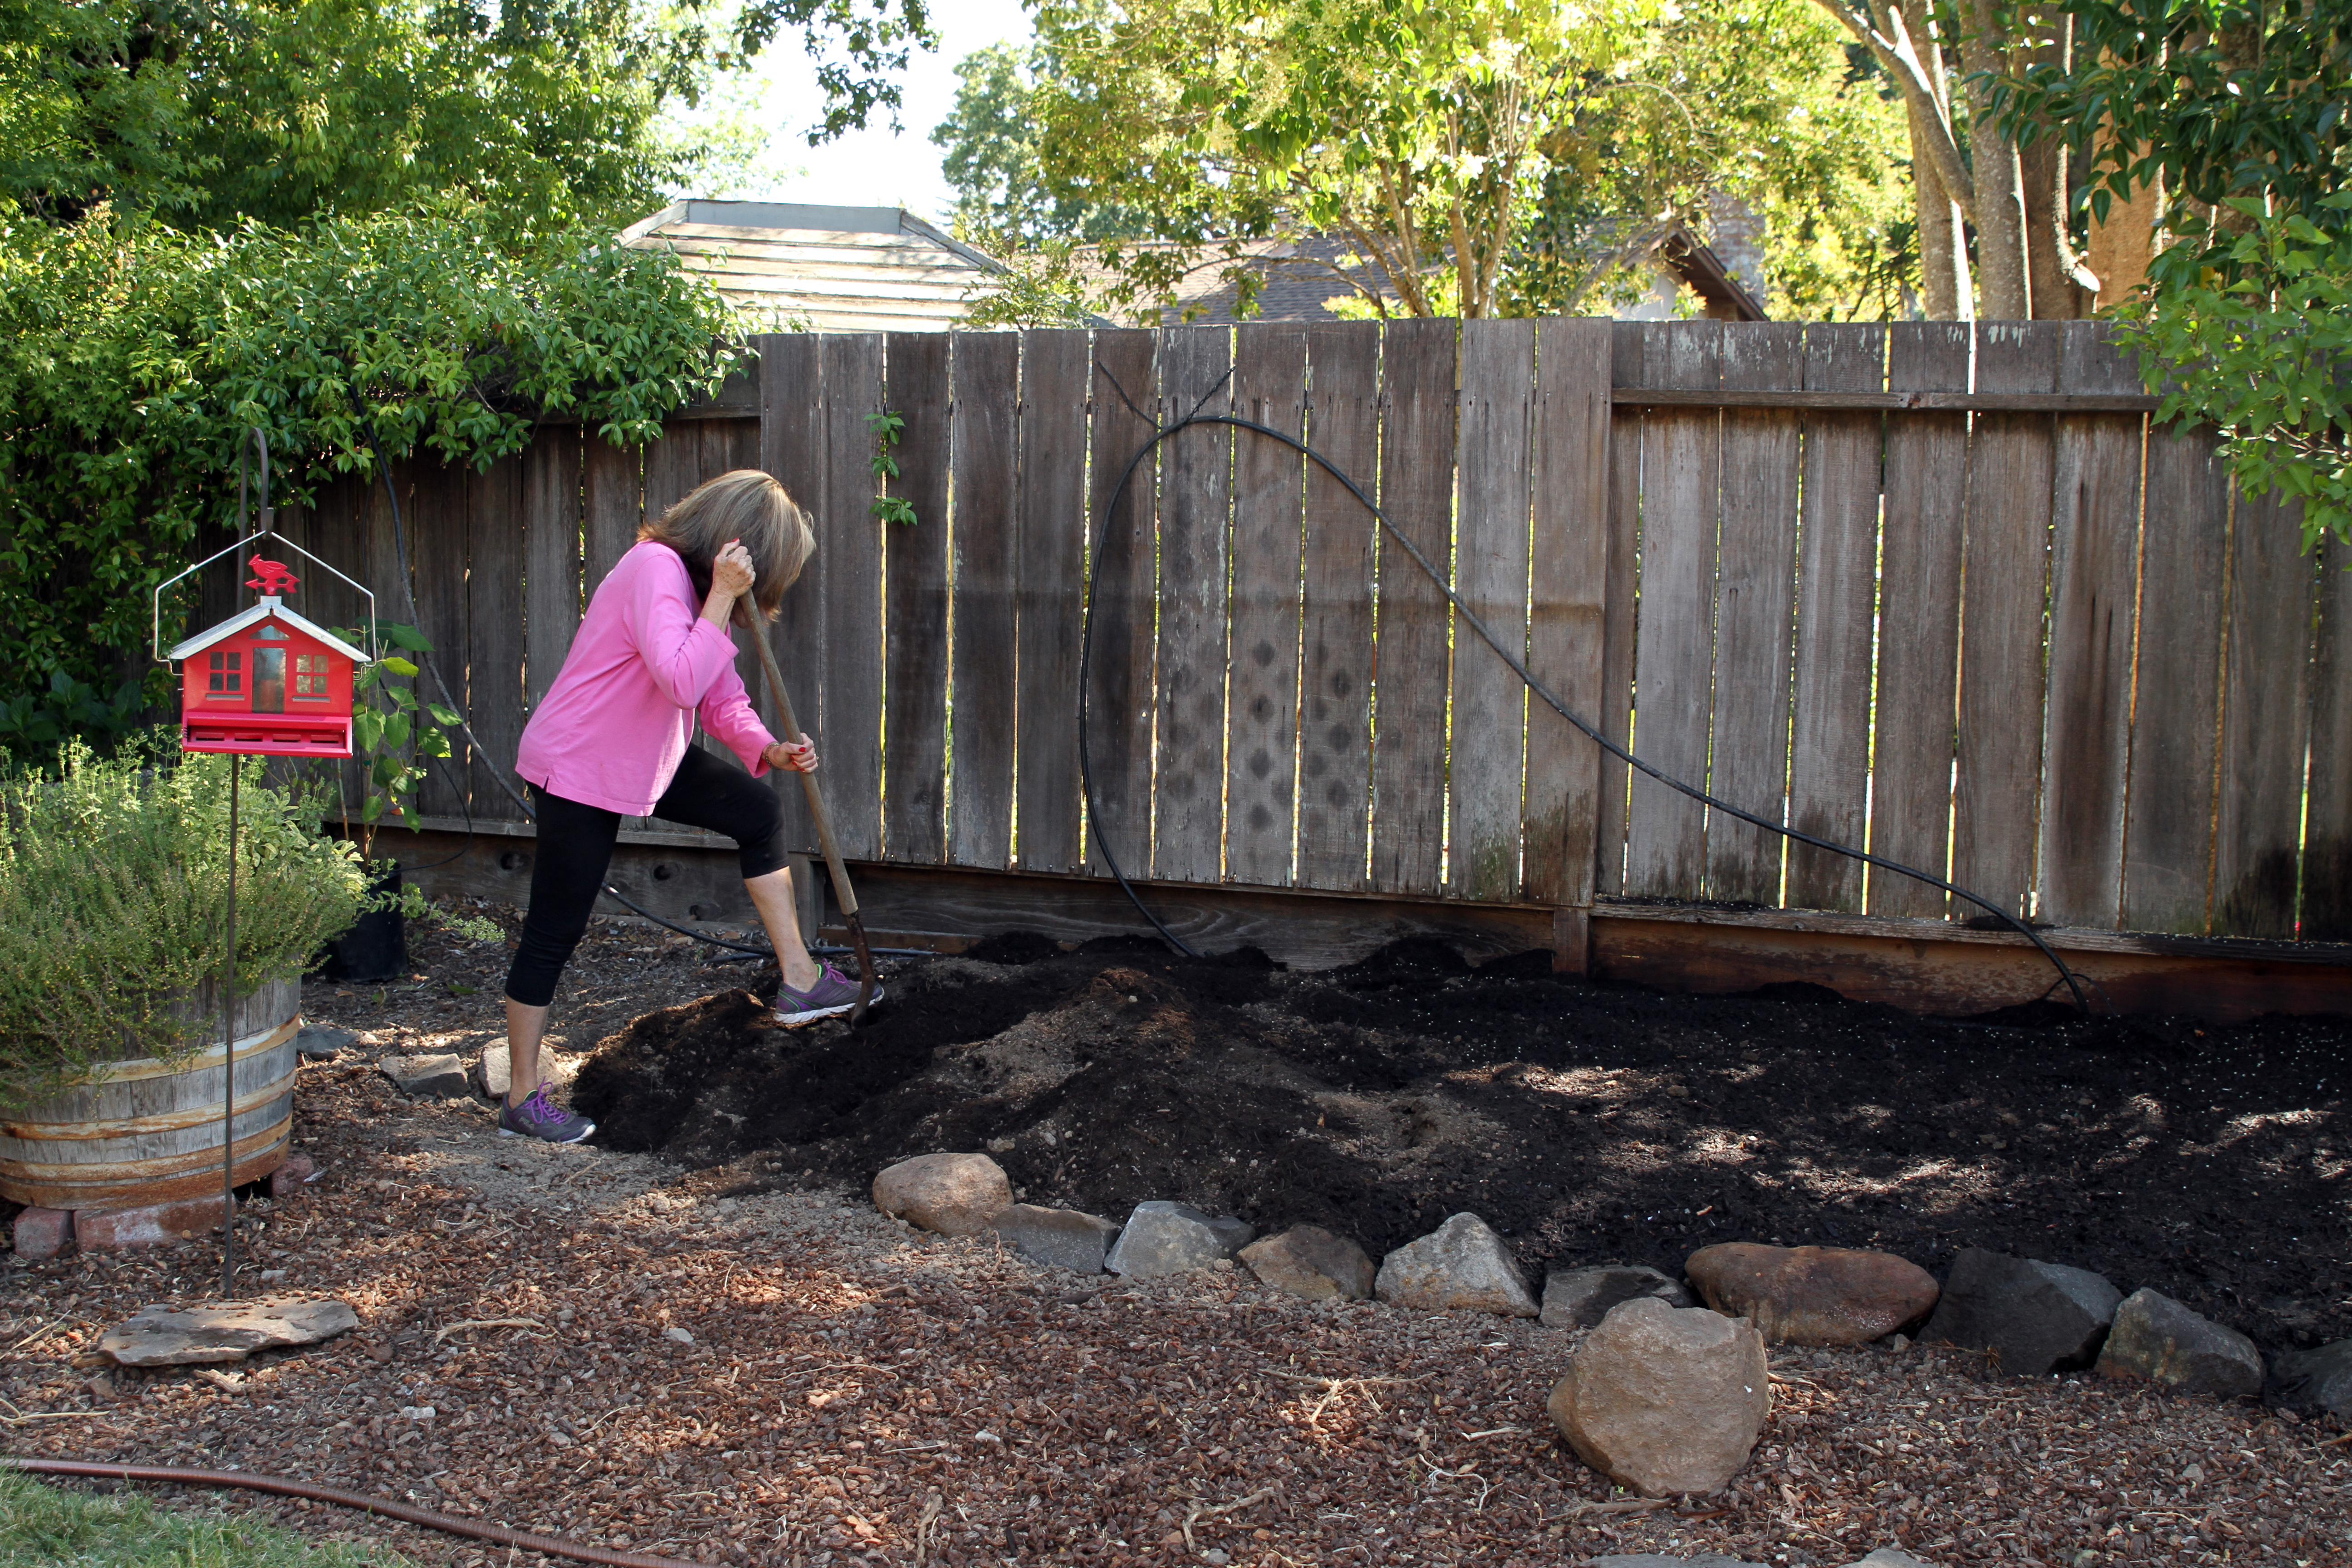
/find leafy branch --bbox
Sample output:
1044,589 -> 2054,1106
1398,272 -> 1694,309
868,408 -> 918,526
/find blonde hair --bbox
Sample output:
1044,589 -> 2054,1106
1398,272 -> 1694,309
637,470 -> 815,623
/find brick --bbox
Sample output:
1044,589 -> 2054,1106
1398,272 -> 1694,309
269,1154 -> 317,1200
75,1194 -> 230,1252
11,1206 -> 72,1260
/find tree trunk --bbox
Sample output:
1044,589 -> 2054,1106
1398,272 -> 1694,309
1903,0 -> 1970,318
2019,9 -> 2089,318
1959,0 -> 2030,318
2084,125 -> 2163,308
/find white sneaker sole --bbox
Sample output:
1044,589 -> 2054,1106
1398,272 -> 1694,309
499,1119 -> 596,1145
774,985 -> 883,1027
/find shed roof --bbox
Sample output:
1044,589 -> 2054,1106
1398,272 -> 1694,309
167,598 -> 371,666
620,201 -> 1009,333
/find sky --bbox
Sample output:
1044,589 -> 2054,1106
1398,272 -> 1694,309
678,0 -> 1038,225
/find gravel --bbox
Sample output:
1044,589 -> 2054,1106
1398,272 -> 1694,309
0,908 -> 2343,1567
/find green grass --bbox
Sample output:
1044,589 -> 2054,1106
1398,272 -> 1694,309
0,1471 -> 407,1568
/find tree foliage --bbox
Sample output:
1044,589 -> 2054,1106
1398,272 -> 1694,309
1,0 -> 936,231
2005,0 -> 2352,285
948,0 -> 1912,323
0,205 -> 742,743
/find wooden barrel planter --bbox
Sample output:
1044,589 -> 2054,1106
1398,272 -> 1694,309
0,978 -> 299,1211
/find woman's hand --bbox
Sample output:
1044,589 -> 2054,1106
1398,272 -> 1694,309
764,733 -> 818,774
701,539 -> 756,625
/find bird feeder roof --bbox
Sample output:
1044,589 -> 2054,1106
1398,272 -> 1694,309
165,598 -> 372,666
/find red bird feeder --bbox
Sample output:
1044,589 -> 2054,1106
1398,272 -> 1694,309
153,468 -> 375,760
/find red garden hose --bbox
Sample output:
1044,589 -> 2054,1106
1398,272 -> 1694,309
7,1458 -> 693,1568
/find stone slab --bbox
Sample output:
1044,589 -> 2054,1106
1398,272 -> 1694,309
990,1204 -> 1121,1273
1541,1264 -> 1695,1330
101,1297 -> 360,1366
381,1052 -> 468,1098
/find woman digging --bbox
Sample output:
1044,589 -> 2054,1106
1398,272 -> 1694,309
497,469 -> 880,1143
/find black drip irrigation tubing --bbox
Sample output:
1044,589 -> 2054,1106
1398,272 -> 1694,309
8,1458 -> 688,1568
354,429 -> 923,965
1078,362 -> 2097,1016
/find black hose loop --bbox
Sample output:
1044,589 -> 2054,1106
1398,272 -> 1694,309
1076,368 -> 2097,1014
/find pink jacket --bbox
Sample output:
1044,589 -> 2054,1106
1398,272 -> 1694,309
515,541 -> 777,816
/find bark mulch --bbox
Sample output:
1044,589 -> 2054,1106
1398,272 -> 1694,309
0,910 -> 2343,1568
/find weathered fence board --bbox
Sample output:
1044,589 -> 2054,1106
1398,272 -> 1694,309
1704,323 -> 1802,905
1595,322 -> 1646,897
758,333 -> 827,853
2037,323 -> 2144,927
2120,426 -> 2230,933
465,455 -> 525,820
1013,329 -> 1091,874
260,318 -> 2345,969
2303,538 -> 2352,941
1294,323 -> 1380,892
883,333 -> 951,863
1370,319 -> 1456,895
1083,329 -> 1161,880
1521,318 -> 1612,908
817,335 -> 886,860
1622,320 -> 1719,899
1952,323 -> 2061,919
1225,322 -> 1310,887
1152,327 -> 1235,885
1869,323 -> 1970,918
1785,323 -> 1883,913
2212,490 -> 2314,938
1450,320 -> 1534,901
946,332 -> 1020,870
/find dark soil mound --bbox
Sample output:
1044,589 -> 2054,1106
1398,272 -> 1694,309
570,938 -> 2350,1352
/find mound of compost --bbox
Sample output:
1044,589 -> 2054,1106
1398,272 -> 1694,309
568,937 -> 2349,1352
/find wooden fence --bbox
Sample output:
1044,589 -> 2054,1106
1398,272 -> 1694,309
222,319 -> 2352,952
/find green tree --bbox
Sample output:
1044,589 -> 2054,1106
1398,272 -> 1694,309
0,202 -> 742,752
1,0 -> 936,232
931,38 -> 1146,246
980,0 -> 1911,323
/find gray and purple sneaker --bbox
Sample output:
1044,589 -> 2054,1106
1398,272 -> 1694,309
774,962 -> 880,1026
500,1083 -> 595,1144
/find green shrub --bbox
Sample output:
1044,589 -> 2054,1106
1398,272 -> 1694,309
0,740 -> 368,1111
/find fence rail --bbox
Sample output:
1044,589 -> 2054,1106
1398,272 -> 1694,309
211,319 -> 2347,949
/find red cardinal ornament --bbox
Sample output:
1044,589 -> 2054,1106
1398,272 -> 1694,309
244,554 -> 299,595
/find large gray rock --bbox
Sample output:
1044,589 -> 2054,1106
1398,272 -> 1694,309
1548,1297 -> 1770,1496
1104,1202 -> 1253,1278
1240,1226 -> 1375,1301
871,1153 -> 1012,1237
1375,1213 -> 1539,1317
990,1204 -> 1121,1274
380,1053 -> 468,1098
102,1298 -> 360,1366
2095,1288 -> 2264,1397
1918,1247 -> 2121,1374
1542,1264 -> 1695,1330
2268,1338 -> 2352,1420
1846,1552 -> 1940,1567
1590,1557 -> 1765,1568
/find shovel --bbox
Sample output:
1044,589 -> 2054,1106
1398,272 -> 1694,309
745,624 -> 877,1026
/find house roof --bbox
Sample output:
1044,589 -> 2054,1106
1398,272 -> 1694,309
1073,225 -> 1769,325
620,201 -> 1011,333
167,598 -> 372,666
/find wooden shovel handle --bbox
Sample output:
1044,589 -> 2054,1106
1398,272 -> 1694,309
746,629 -> 858,921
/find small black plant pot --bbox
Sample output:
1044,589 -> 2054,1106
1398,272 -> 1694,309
320,860 -> 407,982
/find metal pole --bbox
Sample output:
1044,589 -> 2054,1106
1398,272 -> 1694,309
220,761 -> 238,1301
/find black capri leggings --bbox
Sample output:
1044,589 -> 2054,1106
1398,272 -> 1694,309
504,747 -> 789,1007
